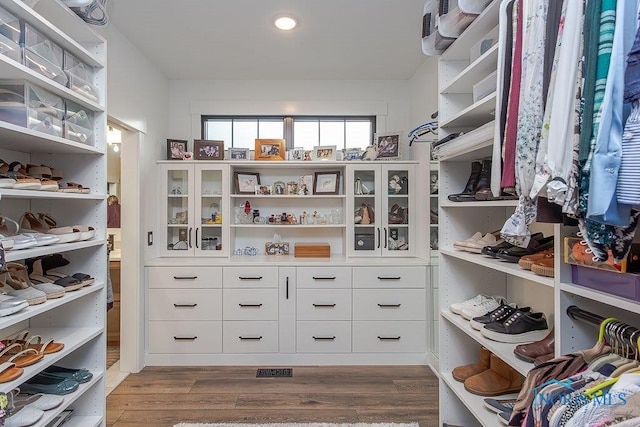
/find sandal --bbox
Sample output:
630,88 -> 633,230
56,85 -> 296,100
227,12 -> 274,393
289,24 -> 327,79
71,224 -> 95,241
0,271 -> 47,305
1,162 -> 41,190
58,182 -> 90,194
0,343 -> 43,368
45,270 -> 93,287
4,332 -> 64,355
0,362 -> 23,383
6,262 -> 66,299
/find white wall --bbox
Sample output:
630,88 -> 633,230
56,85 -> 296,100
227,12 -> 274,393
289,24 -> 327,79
409,56 -> 439,162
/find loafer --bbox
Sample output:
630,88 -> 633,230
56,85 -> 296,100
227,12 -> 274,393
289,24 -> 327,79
495,236 -> 555,263
21,372 -> 79,395
453,232 -> 483,251
530,254 -> 555,277
44,365 -> 93,383
12,391 -> 64,411
4,406 -> 44,427
481,310 -> 550,344
482,232 -> 543,258
513,328 -> 555,362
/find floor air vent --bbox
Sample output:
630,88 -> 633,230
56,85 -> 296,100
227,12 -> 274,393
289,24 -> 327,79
256,368 -> 293,378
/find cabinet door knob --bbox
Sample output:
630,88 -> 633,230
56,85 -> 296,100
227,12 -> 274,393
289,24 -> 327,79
312,276 -> 336,280
377,303 -> 401,308
174,336 -> 197,340
173,303 -> 198,308
313,336 -> 336,341
377,336 -> 401,340
239,336 -> 263,340
377,276 -> 401,280
239,276 -> 262,280
173,276 -> 198,280
239,303 -> 263,307
312,303 -> 336,308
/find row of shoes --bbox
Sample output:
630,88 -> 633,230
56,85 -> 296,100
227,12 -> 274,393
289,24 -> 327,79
450,294 -> 550,344
447,160 -> 517,202
0,213 -> 95,252
0,161 -> 90,194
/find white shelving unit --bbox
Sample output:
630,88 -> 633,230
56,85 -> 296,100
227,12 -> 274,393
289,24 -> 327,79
0,1 -> 107,425
436,2 -> 640,426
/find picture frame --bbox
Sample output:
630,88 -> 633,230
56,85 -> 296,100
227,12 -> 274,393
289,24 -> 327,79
167,139 -> 188,160
228,147 -> 249,160
288,147 -> 305,161
313,171 -> 341,195
298,174 -> 313,195
255,138 -> 286,161
265,241 -> 290,256
312,145 -> 337,161
343,148 -> 363,161
286,181 -> 298,195
303,150 -> 313,161
256,184 -> 272,195
194,139 -> 224,160
234,171 -> 261,194
374,132 -> 401,160
273,180 -> 286,195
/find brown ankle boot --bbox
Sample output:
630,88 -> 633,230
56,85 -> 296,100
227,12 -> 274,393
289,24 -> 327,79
452,346 -> 490,382
464,354 -> 524,396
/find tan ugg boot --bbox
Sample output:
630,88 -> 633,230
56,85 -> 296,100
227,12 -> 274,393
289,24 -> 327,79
464,354 -> 524,396
452,346 -> 491,382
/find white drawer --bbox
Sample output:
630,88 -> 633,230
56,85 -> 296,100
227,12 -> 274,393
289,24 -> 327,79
223,321 -> 278,353
223,267 -> 278,288
148,289 -> 222,321
296,321 -> 352,353
352,266 -> 426,288
352,289 -> 425,321
297,289 -> 351,321
352,321 -> 426,353
223,289 -> 278,320
148,321 -> 222,353
148,266 -> 222,288
297,267 -> 351,289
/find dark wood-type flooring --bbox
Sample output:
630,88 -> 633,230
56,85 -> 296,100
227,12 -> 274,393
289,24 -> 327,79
107,346 -> 120,369
107,365 -> 439,426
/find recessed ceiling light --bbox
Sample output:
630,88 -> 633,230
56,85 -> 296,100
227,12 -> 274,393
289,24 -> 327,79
274,16 -> 297,31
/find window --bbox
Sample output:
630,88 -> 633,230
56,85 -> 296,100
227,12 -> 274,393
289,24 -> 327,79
202,116 -> 375,151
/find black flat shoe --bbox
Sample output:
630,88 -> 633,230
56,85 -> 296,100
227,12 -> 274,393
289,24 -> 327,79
481,232 -> 543,258
495,236 -> 555,263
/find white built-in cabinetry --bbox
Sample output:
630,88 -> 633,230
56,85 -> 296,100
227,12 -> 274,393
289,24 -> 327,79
0,1 -> 106,425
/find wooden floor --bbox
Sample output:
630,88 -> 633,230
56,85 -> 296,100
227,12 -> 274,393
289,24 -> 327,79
107,365 -> 439,426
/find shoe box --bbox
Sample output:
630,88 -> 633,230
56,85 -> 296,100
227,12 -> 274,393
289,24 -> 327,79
354,233 -> 375,251
563,237 -> 627,273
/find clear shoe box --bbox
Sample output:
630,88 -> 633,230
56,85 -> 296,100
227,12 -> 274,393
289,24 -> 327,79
64,50 -> 98,103
22,22 -> 68,87
0,6 -> 21,63
0,80 -> 64,137
64,99 -> 94,145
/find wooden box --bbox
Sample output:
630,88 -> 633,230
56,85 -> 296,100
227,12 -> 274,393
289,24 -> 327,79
294,243 -> 330,258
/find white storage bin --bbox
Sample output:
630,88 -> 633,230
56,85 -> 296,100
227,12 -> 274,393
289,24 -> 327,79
64,99 -> 94,145
470,25 -> 499,63
64,51 -> 98,102
422,28 -> 455,56
0,6 -> 21,63
0,81 -> 64,137
473,70 -> 497,103
458,0 -> 492,14
23,23 -> 68,86
438,6 -> 479,38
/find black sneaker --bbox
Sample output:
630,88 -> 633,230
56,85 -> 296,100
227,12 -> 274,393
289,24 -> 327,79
480,310 -> 549,344
469,303 -> 530,331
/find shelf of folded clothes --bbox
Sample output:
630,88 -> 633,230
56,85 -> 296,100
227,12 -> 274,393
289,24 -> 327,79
432,120 -> 494,161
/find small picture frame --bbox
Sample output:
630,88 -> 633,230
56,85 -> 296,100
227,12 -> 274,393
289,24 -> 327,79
194,139 -> 224,160
303,150 -> 313,161
343,148 -> 363,161
286,181 -> 298,195
298,174 -> 313,195
313,171 -> 341,195
374,132 -> 401,160
265,241 -> 290,256
167,139 -> 188,160
313,145 -> 337,161
234,171 -> 261,194
273,180 -> 286,195
229,147 -> 249,160
256,185 -> 272,195
255,138 -> 286,161
288,147 -> 305,161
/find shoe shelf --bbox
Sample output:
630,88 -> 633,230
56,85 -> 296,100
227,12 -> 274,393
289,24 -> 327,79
440,248 -> 554,288
440,200 -> 518,208
441,44 -> 499,94
230,195 -> 347,200
441,372 -> 498,427
231,224 -> 346,229
37,376 -> 104,427
560,282 -> 640,316
0,123 -> 104,155
434,121 -> 494,161
0,326 -> 102,394
0,282 -> 102,331
441,309 -> 533,376
0,189 -> 105,200
439,92 -> 497,129
5,239 -> 105,263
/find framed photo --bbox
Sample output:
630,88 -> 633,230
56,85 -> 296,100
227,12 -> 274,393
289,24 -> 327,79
273,180 -> 286,195
265,241 -> 290,256
298,174 -> 313,195
374,132 -> 401,160
229,147 -> 249,160
288,147 -> 305,161
313,171 -> 341,195
255,138 -> 285,161
256,184 -> 272,195
313,145 -> 337,161
234,171 -> 261,195
303,150 -> 313,161
167,139 -> 188,160
343,148 -> 362,161
194,139 -> 224,160
286,181 -> 298,195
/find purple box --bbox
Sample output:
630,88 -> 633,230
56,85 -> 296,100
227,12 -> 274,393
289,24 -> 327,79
572,265 -> 640,302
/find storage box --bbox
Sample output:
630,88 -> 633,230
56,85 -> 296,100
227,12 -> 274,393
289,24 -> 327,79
470,25 -> 498,63
64,99 -> 94,145
22,23 -> 67,86
294,243 -> 330,258
354,234 -> 375,251
473,70 -> 497,103
563,237 -> 626,272
572,265 -> 640,302
0,81 -> 64,137
0,6 -> 21,63
64,51 -> 98,102
265,241 -> 289,256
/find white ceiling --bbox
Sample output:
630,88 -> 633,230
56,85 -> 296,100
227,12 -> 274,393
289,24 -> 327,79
107,0 -> 427,80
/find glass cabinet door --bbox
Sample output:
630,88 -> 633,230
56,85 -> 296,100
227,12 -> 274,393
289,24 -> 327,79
350,165 -> 379,256
384,166 -> 412,255
196,167 -> 224,255
164,166 -> 192,254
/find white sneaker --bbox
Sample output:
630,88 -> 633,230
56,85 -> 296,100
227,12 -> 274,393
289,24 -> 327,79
461,296 -> 506,320
450,294 -> 490,315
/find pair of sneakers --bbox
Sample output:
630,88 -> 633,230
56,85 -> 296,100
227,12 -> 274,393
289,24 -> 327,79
450,294 -> 507,321
453,232 -> 501,254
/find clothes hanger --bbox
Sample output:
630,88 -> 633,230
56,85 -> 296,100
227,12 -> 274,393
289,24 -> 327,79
589,319 -> 620,371
610,327 -> 640,377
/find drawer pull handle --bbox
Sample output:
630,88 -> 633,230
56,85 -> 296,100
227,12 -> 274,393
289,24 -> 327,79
377,276 -> 401,280
239,336 -> 263,340
174,276 -> 198,280
173,303 -> 197,308
239,303 -> 263,308
239,276 -> 263,280
312,276 -> 336,280
313,336 -> 336,341
378,336 -> 401,340
174,336 -> 197,340
378,303 -> 401,308
313,303 -> 336,308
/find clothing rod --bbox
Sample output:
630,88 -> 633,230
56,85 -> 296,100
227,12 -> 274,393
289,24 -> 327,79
567,305 -> 640,346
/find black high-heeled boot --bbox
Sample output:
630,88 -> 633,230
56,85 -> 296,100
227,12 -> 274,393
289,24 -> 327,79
448,161 -> 482,202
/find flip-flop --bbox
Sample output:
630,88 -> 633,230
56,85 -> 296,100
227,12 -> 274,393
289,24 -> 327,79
0,362 -> 23,383
0,343 -> 43,368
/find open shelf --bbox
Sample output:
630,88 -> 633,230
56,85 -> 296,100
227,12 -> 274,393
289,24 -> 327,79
0,122 -> 103,155
231,224 -> 346,229
560,282 -> 640,315
440,93 -> 497,129
441,373 -> 504,427
231,195 -> 347,199
36,375 -> 104,427
440,200 -> 518,208
0,189 -> 105,200
434,120 -> 494,161
5,239 -> 105,262
441,44 -> 499,93
440,0 -> 501,61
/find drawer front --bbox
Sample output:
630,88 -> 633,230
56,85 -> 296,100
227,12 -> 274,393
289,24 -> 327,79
297,289 -> 352,321
149,289 -> 222,321
148,266 -> 222,289
148,321 -> 222,353
223,267 -> 278,288
297,267 -> 351,289
352,289 -> 425,321
223,321 -> 278,353
352,266 -> 426,289
352,321 -> 426,353
223,289 -> 278,320
296,321 -> 352,353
